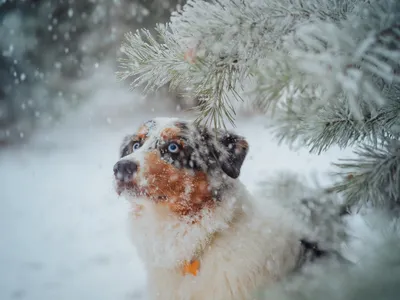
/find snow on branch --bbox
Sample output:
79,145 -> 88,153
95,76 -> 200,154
333,137 -> 400,208
118,25 -> 189,93
269,94 -> 400,154
118,0 -> 360,126
283,0 -> 400,121
168,0 -> 352,55
118,21 -> 247,127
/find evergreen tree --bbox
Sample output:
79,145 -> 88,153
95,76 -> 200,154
118,0 -> 400,298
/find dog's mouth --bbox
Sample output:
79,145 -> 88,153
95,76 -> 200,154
115,180 -> 146,196
115,180 -> 167,201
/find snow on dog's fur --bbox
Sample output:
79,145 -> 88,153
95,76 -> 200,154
113,117 -> 317,300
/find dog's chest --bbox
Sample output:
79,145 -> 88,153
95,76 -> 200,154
129,195 -> 302,300
145,218 -> 301,300
147,246 -> 267,300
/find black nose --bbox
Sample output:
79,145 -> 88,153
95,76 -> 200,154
113,160 -> 138,181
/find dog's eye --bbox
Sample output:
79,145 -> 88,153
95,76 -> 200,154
167,142 -> 179,153
132,142 -> 141,151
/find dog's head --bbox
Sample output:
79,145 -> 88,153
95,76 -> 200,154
113,117 -> 249,216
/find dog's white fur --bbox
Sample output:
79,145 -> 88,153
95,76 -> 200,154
117,118 -> 304,300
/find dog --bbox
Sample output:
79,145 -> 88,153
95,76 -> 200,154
113,117 -> 324,300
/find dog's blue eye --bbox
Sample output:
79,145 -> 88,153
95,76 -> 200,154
167,143 -> 179,153
132,142 -> 141,150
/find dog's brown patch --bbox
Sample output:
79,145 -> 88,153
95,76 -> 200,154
160,126 -> 181,141
142,151 -> 215,216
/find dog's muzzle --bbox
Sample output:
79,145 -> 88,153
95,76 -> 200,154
113,160 -> 138,182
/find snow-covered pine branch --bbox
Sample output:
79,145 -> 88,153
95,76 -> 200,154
118,0 -> 362,126
258,0 -> 400,134
332,138 -> 400,208
269,94 -> 400,154
281,1 -> 400,116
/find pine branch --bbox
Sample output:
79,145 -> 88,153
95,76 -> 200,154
246,1 -> 399,132
170,0 -> 352,54
118,0 -> 399,129
380,84 -> 400,135
269,95 -> 400,154
118,22 -> 248,126
118,0 -> 358,127
332,138 -> 400,208
249,53 -> 313,116
284,1 -> 400,121
117,24 -> 189,93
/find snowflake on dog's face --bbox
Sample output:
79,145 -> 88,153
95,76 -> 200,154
113,118 -> 249,216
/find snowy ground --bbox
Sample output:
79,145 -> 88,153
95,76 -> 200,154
0,81 -> 355,300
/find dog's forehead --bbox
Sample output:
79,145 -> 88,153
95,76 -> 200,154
136,117 -> 192,138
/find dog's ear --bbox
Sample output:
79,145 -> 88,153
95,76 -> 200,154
119,134 -> 132,158
216,130 -> 249,179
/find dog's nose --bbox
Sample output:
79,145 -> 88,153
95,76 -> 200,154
113,160 -> 138,181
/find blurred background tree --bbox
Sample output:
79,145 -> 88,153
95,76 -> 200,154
0,0 -> 185,145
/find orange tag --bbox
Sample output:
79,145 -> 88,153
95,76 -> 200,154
182,260 -> 200,276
